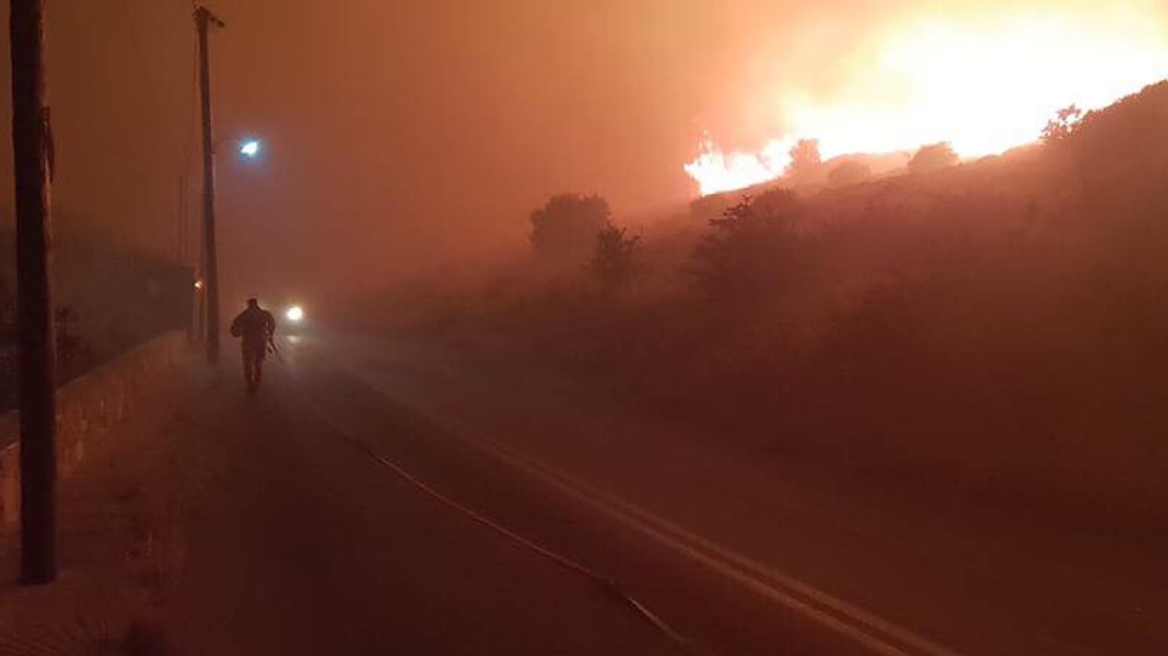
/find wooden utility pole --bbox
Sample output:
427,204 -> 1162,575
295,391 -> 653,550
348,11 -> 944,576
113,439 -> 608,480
9,0 -> 57,585
195,6 -> 224,364
176,175 -> 185,262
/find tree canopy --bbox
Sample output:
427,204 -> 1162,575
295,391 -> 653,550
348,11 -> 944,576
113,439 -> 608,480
908,142 -> 959,174
530,193 -> 612,262
591,223 -> 640,291
786,139 -> 826,186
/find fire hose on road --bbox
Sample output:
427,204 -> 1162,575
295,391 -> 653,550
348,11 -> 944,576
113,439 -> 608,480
297,353 -> 966,656
303,394 -> 699,654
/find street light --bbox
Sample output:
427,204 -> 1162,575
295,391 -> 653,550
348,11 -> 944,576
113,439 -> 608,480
194,125 -> 263,363
239,138 -> 260,158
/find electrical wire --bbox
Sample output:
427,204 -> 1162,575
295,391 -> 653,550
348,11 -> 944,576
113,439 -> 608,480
115,0 -> 163,130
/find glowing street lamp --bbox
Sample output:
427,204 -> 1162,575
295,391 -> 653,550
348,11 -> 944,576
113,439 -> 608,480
285,305 -> 304,322
239,138 -> 261,158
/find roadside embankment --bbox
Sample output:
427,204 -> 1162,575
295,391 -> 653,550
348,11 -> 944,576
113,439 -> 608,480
0,330 -> 199,656
0,331 -> 190,525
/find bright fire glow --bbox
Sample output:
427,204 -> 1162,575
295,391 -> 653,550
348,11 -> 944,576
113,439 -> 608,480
686,6 -> 1168,195
285,305 -> 304,322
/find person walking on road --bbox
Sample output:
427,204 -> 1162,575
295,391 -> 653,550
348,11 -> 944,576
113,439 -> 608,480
230,297 -> 276,393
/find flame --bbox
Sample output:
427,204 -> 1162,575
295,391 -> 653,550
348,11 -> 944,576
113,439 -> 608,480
684,136 -> 797,197
687,5 -> 1168,196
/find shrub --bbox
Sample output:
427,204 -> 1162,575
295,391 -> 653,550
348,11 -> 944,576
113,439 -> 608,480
590,223 -> 640,292
529,194 -> 611,264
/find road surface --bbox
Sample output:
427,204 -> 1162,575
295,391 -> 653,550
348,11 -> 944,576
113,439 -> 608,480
165,330 -> 1168,655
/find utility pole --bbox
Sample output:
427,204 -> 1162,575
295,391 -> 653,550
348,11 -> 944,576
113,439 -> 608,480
176,175 -> 185,262
9,0 -> 57,584
178,175 -> 198,342
195,6 -> 224,364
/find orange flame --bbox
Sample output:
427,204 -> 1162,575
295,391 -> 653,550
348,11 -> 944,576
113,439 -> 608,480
687,5 -> 1168,196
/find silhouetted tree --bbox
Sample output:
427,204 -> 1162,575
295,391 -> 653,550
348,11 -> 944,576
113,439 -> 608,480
690,188 -> 805,299
590,222 -> 640,291
786,139 -> 826,186
530,193 -> 611,263
907,142 -> 958,174
1041,105 -> 1084,145
827,161 -> 872,188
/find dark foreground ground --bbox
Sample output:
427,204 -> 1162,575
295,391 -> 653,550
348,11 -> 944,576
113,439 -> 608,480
309,328 -> 1168,656
6,329 -> 1164,655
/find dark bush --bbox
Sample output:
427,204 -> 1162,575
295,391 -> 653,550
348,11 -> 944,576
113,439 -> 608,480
689,188 -> 805,300
590,223 -> 640,292
529,193 -> 611,264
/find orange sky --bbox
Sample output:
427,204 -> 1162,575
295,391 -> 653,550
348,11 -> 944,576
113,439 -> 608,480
0,1 -> 1165,301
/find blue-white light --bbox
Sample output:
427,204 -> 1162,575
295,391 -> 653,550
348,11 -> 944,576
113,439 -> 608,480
239,139 -> 261,157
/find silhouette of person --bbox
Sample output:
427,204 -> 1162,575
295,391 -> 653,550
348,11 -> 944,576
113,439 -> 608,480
229,297 -> 276,392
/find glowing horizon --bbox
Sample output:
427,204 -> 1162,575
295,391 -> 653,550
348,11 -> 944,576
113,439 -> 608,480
686,7 -> 1168,196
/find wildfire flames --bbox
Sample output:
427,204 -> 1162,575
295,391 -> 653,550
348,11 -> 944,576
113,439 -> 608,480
686,5 -> 1168,196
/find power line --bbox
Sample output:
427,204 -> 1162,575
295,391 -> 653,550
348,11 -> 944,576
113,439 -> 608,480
181,27 -> 199,183
114,0 -> 163,128
112,0 -> 194,262
178,25 -> 199,263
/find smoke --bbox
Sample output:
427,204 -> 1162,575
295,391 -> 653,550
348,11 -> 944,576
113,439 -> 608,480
3,0 -> 1167,297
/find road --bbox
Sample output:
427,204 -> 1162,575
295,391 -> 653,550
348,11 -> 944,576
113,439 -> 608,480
165,330 -> 1168,655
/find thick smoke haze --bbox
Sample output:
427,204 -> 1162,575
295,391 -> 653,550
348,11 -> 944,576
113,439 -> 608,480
0,0 -> 1165,302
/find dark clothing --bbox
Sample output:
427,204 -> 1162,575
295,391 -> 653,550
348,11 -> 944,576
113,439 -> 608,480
230,306 -> 276,388
241,341 -> 266,388
231,306 -> 276,346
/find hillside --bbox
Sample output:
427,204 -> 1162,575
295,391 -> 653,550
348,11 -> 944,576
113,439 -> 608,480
374,80 -> 1168,520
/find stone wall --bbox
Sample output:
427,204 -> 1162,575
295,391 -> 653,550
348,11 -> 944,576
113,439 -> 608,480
0,331 -> 189,525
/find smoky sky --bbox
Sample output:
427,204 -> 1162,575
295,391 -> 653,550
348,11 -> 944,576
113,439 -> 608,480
0,0 -> 1162,302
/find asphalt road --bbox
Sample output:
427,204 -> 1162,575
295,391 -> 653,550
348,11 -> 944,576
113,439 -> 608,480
166,331 -> 1168,655
165,336 -> 854,655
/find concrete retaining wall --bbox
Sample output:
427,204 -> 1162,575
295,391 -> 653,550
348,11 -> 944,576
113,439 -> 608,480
0,331 -> 190,525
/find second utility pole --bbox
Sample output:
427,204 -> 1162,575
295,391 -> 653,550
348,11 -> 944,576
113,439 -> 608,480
195,6 -> 224,364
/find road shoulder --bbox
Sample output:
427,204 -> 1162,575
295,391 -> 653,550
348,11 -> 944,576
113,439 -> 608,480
0,369 -> 195,656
